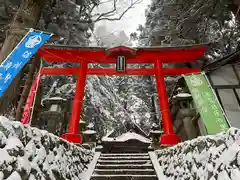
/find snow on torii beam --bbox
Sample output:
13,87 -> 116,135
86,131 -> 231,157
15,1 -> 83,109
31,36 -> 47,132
36,44 -> 207,145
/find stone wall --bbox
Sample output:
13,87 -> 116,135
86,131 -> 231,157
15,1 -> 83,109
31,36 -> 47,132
0,116 -> 93,180
156,128 -> 240,179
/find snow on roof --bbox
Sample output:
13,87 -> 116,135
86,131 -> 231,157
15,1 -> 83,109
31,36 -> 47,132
41,97 -> 67,105
176,93 -> 192,98
48,97 -> 67,101
150,130 -> 163,134
102,132 -> 151,143
82,130 -> 96,134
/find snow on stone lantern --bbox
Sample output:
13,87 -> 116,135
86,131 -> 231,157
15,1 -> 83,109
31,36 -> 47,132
40,97 -> 67,135
82,123 -> 97,143
175,87 -> 193,108
149,123 -> 163,144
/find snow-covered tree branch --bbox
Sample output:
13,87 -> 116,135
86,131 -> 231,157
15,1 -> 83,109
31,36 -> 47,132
93,0 -> 143,22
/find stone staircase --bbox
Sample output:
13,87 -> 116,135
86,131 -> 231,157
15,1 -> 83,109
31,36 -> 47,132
90,153 -> 158,180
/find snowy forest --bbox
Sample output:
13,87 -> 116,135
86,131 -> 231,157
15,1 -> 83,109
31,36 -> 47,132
0,0 -> 240,138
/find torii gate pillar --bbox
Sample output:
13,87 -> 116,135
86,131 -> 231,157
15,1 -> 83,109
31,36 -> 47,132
155,59 -> 179,144
61,61 -> 88,143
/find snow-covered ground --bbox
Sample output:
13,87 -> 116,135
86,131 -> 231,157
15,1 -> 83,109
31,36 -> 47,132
156,128 -> 240,180
0,116 -> 93,180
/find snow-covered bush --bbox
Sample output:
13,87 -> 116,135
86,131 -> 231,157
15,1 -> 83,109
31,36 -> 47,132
156,128 -> 240,180
0,116 -> 93,180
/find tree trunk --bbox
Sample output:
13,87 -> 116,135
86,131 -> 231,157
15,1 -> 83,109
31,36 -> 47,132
0,0 -> 47,114
15,55 -> 40,121
228,0 -> 240,16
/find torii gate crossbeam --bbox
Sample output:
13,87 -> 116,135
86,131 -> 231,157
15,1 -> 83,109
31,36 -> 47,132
23,44 -> 207,145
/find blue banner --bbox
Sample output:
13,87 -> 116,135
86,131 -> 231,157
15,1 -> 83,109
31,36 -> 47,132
0,29 -> 52,97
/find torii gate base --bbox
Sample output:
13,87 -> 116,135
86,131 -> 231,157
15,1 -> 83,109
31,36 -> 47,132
27,45 -> 206,145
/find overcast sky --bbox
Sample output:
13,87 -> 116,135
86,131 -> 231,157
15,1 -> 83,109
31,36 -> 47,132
95,0 -> 151,36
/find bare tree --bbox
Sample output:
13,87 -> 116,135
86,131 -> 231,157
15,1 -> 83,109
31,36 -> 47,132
91,0 -> 142,22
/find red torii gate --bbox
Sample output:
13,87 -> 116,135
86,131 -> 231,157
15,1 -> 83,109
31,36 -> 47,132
31,44 -> 206,145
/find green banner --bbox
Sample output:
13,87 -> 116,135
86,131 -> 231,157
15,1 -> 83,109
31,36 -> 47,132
183,72 -> 229,134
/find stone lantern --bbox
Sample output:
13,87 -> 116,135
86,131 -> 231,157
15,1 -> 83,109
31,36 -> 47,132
40,97 -> 67,135
174,87 -> 197,140
175,87 -> 193,108
149,123 -> 163,145
82,123 -> 97,143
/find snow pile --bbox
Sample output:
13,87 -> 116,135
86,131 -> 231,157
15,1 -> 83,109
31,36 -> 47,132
156,128 -> 240,180
102,132 -> 151,143
0,116 -> 93,180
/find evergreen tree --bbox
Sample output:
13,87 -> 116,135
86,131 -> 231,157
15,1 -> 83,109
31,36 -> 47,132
144,0 -> 240,59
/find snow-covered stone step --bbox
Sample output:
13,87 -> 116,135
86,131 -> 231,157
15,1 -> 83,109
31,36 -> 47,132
95,164 -> 153,169
94,169 -> 155,175
101,153 -> 149,156
99,156 -> 150,160
97,159 -> 150,164
90,174 -> 158,180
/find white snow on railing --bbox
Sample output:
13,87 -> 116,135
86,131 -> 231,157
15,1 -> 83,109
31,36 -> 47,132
156,128 -> 240,180
0,116 -> 93,180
